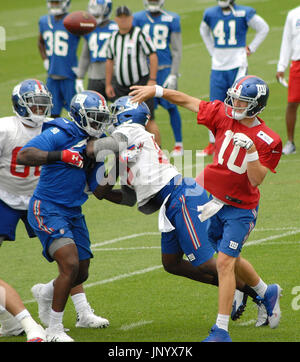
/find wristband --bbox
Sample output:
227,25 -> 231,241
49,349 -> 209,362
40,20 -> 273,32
154,85 -> 164,98
47,151 -> 62,163
246,151 -> 259,162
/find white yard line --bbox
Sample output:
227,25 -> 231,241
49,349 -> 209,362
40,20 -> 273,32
119,320 -> 153,331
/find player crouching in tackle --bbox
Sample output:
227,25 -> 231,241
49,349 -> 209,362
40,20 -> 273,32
85,92 -> 282,342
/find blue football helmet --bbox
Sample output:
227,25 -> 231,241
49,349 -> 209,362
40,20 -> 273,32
110,96 -> 150,127
224,75 -> 269,121
143,0 -> 165,13
88,0 -> 112,23
47,0 -> 71,15
12,79 -> 53,128
69,91 -> 111,137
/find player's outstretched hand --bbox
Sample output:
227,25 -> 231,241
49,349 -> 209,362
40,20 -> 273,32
61,149 -> 84,168
233,133 -> 254,150
129,85 -> 156,104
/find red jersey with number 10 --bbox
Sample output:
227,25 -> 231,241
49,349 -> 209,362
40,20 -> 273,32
195,100 -> 282,209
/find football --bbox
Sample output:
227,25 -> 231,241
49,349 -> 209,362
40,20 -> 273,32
63,11 -> 97,36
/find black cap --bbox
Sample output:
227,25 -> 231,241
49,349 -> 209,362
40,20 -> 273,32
115,6 -> 132,17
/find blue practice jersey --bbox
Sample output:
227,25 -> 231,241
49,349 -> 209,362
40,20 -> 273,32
22,118 -> 89,208
39,14 -> 80,79
203,5 -> 255,49
133,10 -> 181,66
84,20 -> 118,63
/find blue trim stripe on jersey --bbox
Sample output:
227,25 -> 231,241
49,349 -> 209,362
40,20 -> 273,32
179,195 -> 201,250
33,200 -> 54,234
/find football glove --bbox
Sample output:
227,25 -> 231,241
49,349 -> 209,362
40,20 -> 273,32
61,149 -> 84,168
43,59 -> 49,71
162,74 -> 178,90
233,133 -> 254,150
75,79 -> 84,93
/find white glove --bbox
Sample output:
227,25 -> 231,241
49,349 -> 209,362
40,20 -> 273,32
233,133 -> 254,150
43,59 -> 49,71
76,79 -> 85,93
162,74 -> 177,90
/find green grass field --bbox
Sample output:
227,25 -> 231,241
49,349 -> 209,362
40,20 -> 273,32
1,0 -> 300,346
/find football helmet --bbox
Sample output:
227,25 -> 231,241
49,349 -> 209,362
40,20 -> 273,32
69,91 -> 111,137
224,75 -> 269,121
110,96 -> 150,127
88,0 -> 112,23
47,0 -> 71,16
12,79 -> 53,128
217,0 -> 235,8
143,0 -> 165,13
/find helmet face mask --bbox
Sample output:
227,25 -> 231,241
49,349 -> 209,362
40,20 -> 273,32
69,91 -> 111,137
217,0 -> 234,8
47,0 -> 71,16
12,79 -> 53,128
110,96 -> 150,127
88,0 -> 112,24
224,76 -> 269,121
143,0 -> 165,13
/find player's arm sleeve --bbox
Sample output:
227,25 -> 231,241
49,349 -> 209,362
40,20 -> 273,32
199,20 -> 214,57
92,132 -> 128,162
170,32 -> 182,76
197,101 -> 222,135
77,38 -> 90,79
247,14 -> 269,53
17,127 -> 68,165
258,139 -> 282,174
277,12 -> 293,72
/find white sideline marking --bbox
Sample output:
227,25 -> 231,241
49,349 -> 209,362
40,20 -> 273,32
237,319 -> 256,327
120,320 -> 153,331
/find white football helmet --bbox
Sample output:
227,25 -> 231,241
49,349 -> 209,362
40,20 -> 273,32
88,0 -> 112,24
47,0 -> 71,16
143,0 -> 165,13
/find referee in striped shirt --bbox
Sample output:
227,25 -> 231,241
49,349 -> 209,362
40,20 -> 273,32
106,5 -> 161,146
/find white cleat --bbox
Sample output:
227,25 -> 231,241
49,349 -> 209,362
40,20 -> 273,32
282,140 -> 296,155
26,323 -> 46,342
31,284 -> 52,327
255,301 -> 268,327
76,306 -> 109,329
46,324 -> 74,342
170,145 -> 184,157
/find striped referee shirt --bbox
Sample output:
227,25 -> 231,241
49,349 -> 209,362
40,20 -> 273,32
107,26 -> 156,87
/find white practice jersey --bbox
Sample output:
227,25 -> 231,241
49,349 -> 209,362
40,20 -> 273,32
113,123 -> 180,207
0,116 -> 43,210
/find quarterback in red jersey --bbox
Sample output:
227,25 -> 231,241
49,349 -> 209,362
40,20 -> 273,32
129,75 -> 282,342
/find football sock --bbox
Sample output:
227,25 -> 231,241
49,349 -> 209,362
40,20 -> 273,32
48,309 -> 64,328
71,293 -> 89,314
216,314 -> 229,332
251,278 -> 268,298
15,309 -> 37,333
41,279 -> 55,300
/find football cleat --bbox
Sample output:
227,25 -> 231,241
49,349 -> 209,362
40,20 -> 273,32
170,145 -> 184,157
254,296 -> 268,327
26,323 -> 46,342
46,323 -> 74,342
31,284 -> 52,327
196,142 -> 215,157
76,306 -> 109,329
262,284 -> 282,329
282,140 -> 296,155
202,324 -> 232,342
231,290 -> 248,321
